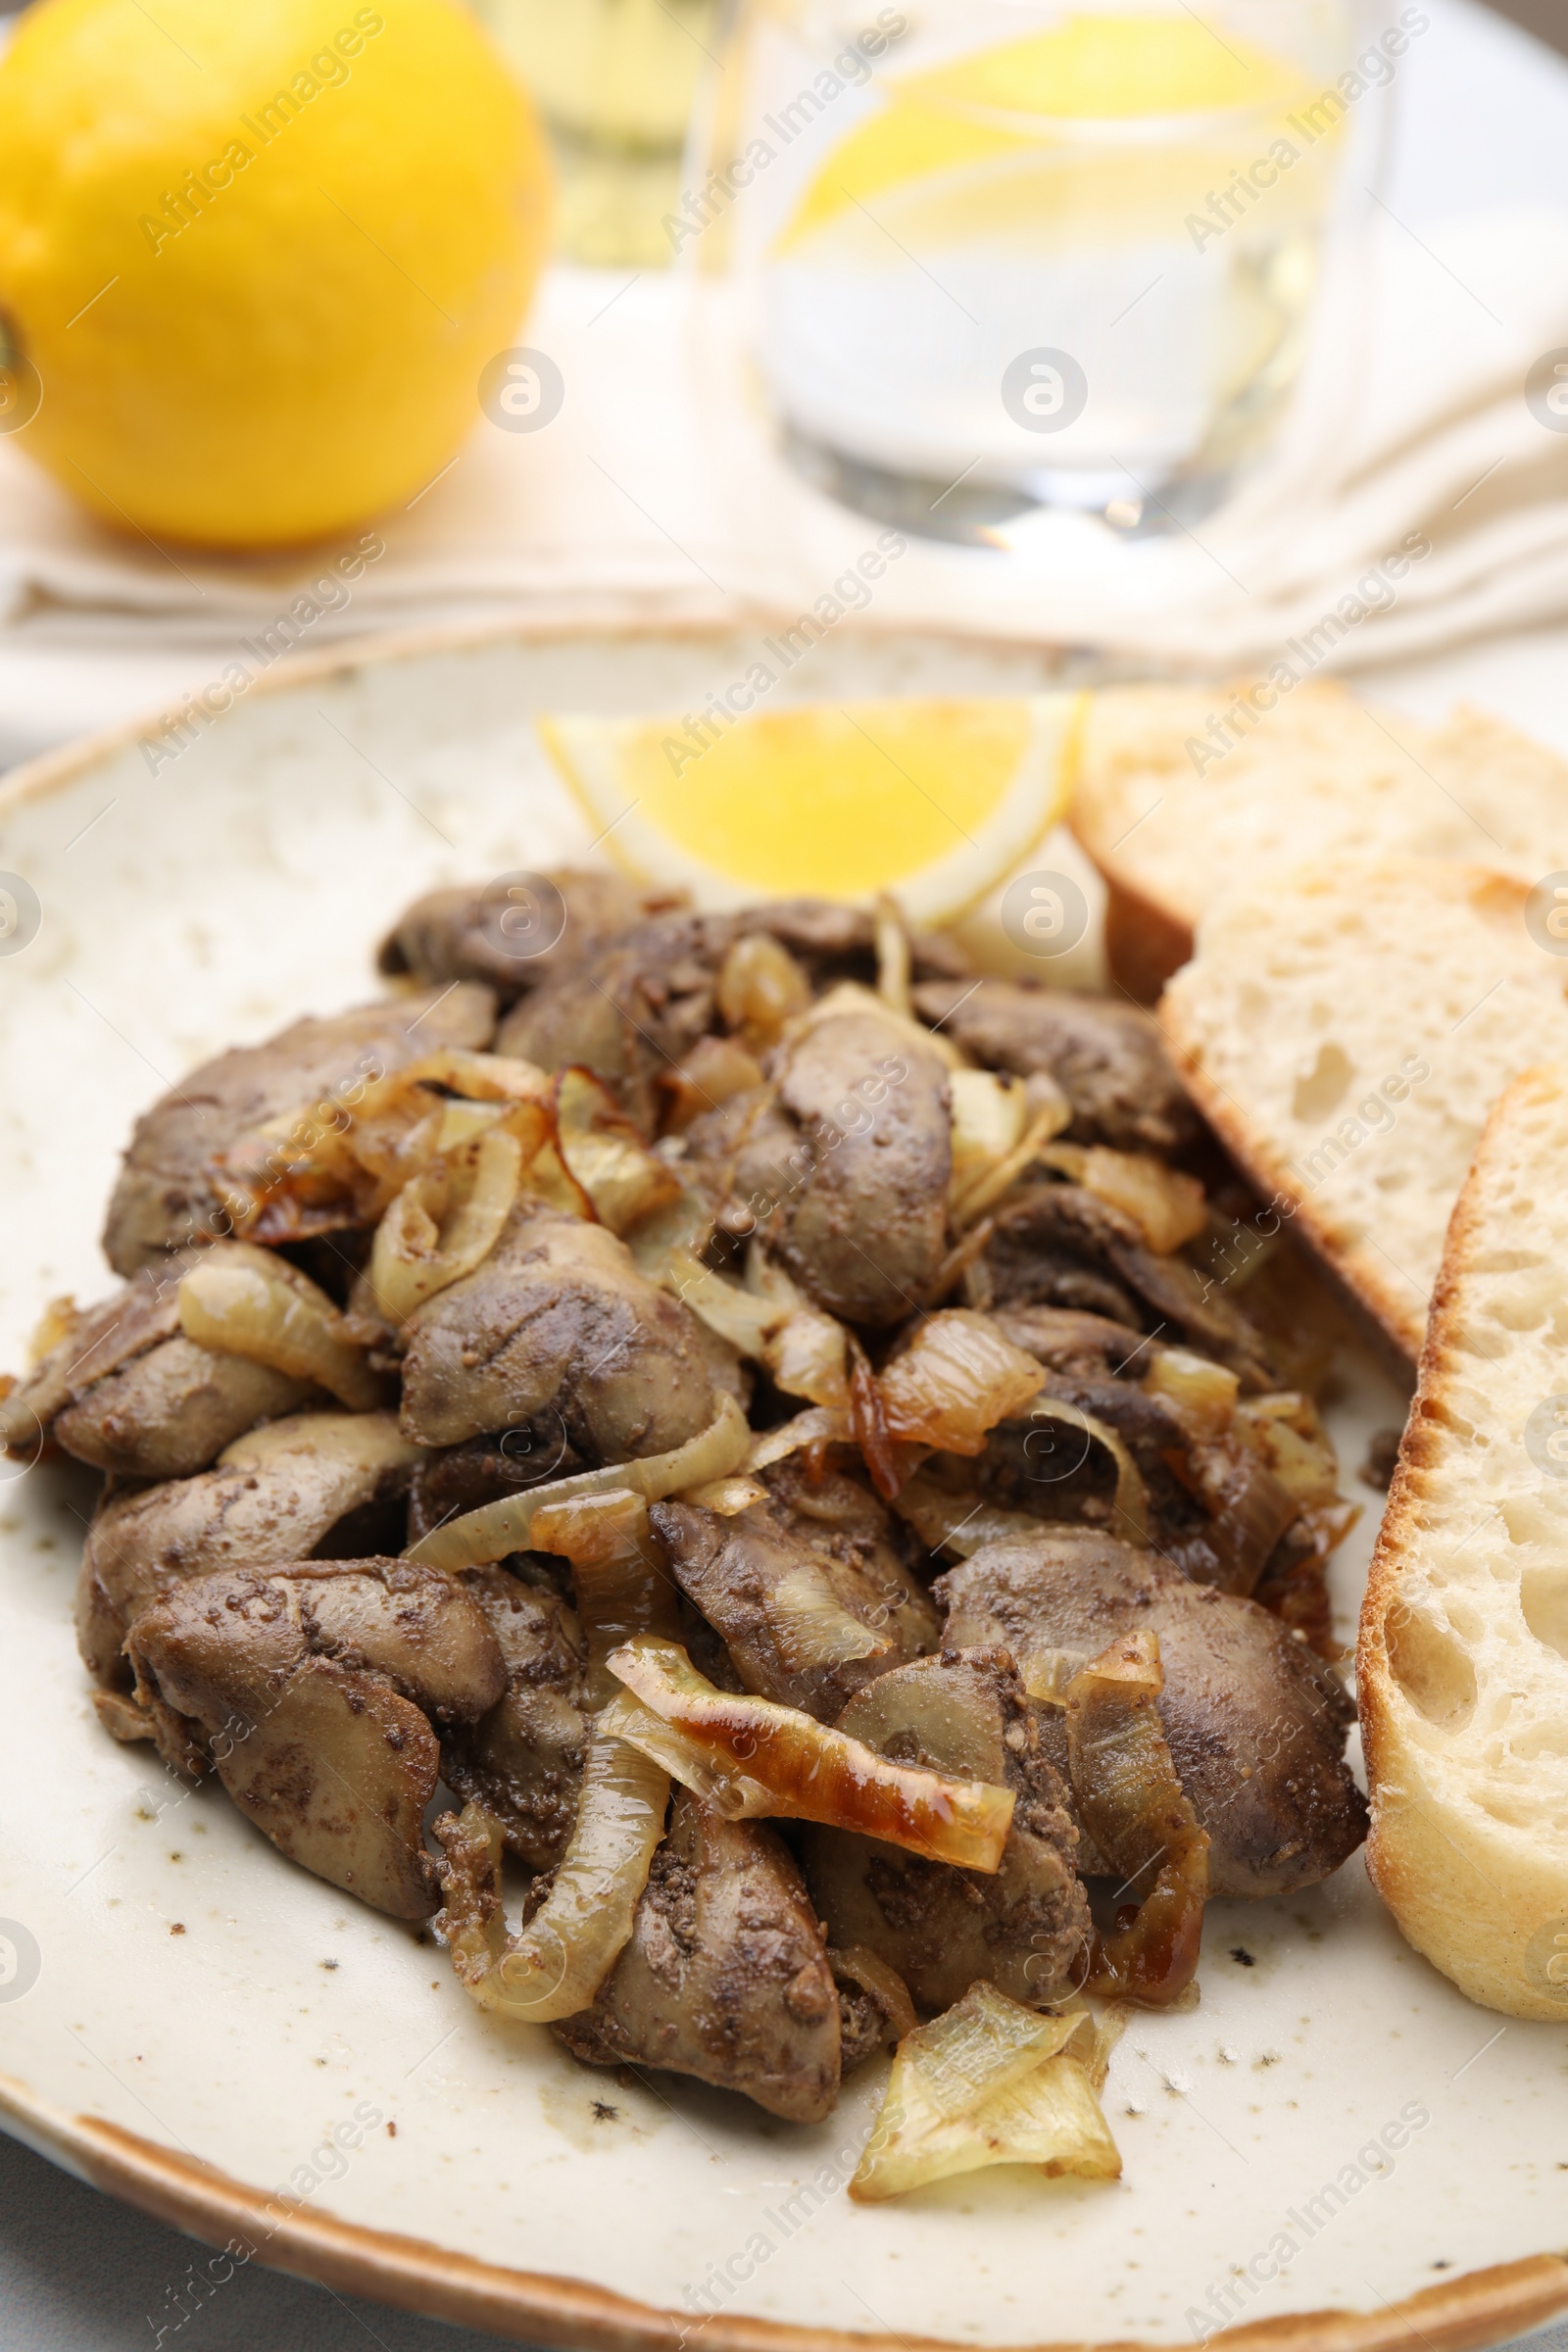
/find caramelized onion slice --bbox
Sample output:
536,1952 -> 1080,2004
0,1378 -> 41,1463
369,1127 -> 522,1326
1018,1646 -> 1091,1705
598,1691 -> 764,1817
1023,1396 -> 1150,1546
603,1638 -> 1013,1870
406,1049 -> 551,1102
555,1066 -> 683,1236
660,1246 -> 851,1409
800,980 -> 965,1074
1067,1994 -> 1129,2094
765,1309 -> 851,1409
879,1311 -> 1044,1456
530,1488 -> 681,1707
874,896 -> 912,1021
1144,1347 -> 1239,1442
745,1406 -> 854,1472
657,1036 -> 766,1135
948,1068 -> 1027,1203
27,1295 -> 78,1368
216,1051 -> 549,1239
951,1099 -> 1071,1229
850,1983 -> 1121,2202
430,1097 -> 510,1153
623,1180 -> 715,1275
433,1733 -> 669,2021
716,932 -> 811,1050
1041,1143 -> 1207,1253
1065,1631 -> 1209,2008
950,1067 -> 1027,1157
678,1472 -> 767,1516
407,1391 -> 750,1572
1235,1391 -> 1341,1505
923,1214 -> 998,1312
747,1250 -> 850,1408
177,1245 -> 381,1410
662,1248 -> 788,1355
1295,1495 -> 1361,1572
849,1332 -> 906,1503
524,1133 -> 597,1222
764,1565 -> 891,1672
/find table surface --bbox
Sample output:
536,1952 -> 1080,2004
4,3 -> 1568,2345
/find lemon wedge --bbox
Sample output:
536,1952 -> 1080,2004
779,102 -> 1036,249
538,694 -> 1080,924
898,17 -> 1301,119
776,15 -> 1315,254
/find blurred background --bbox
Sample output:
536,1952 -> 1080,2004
0,0 -> 1558,754
0,0 -> 1559,761
1493,0 -> 1564,39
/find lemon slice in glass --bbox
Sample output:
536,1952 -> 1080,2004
776,15 -> 1316,257
538,694 -> 1081,924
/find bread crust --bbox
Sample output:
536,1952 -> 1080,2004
1067,686 -> 1203,1001
1159,861 -> 1553,1369
1359,1065 -> 1568,2019
1100,872 -> 1194,1004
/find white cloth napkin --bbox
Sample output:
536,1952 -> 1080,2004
1,202 -> 1565,682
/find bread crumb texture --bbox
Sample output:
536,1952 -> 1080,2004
1162,861 -> 1568,1356
1071,681 -> 1568,934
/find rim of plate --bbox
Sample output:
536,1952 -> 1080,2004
1,611 -> 1563,2352
0,605 -> 1119,824
8,2079 -> 1566,2352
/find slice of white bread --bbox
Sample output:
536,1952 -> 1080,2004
1160,861 -> 1568,1360
1069,681 -> 1568,1000
1360,1064 -> 1568,2019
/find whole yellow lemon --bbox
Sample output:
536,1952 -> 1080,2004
0,0 -> 552,548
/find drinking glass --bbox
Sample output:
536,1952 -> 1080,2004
687,0 -> 1395,537
476,0 -> 724,265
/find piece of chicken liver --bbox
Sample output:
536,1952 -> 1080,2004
651,1458 -> 937,1721
912,977 -> 1198,1155
440,1564 -> 592,1870
935,1531 -> 1366,1898
686,1006 -> 952,1328
800,1648 -> 1090,2012
398,1200 -> 742,1461
125,1557 -> 505,1917
377,869 -> 687,1004
496,910 -> 765,1135
771,1008 -> 952,1327
984,1180 -> 1273,1387
553,1789 -> 841,2124
77,1410 -> 419,1696
103,982 -> 495,1275
0,1250 -> 314,1480
496,902 -> 968,1136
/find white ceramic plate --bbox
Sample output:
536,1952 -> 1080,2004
1,621 -> 1564,2352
